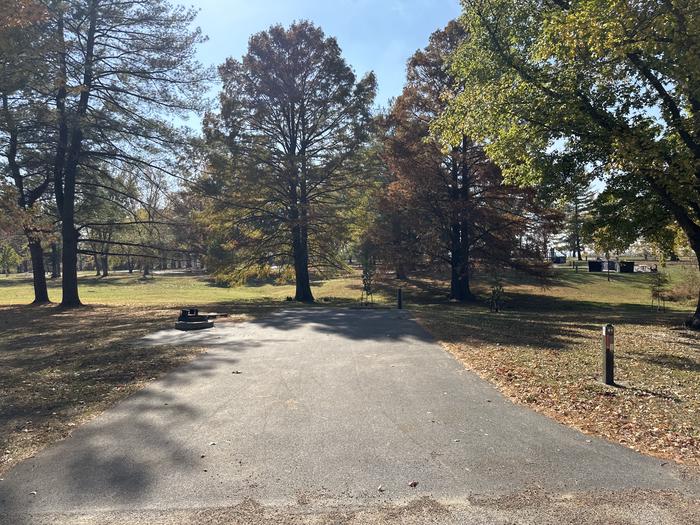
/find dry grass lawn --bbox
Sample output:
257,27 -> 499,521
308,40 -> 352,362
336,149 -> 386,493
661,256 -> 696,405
0,306 -> 212,475
398,269 -> 700,467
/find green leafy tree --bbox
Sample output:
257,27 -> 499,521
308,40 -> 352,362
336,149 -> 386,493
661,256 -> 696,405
560,178 -> 595,261
438,0 -> 700,328
204,21 -> 376,302
0,241 -> 21,275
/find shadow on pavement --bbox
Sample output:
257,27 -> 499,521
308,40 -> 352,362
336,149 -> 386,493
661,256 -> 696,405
0,340 -> 259,523
245,307 -> 435,342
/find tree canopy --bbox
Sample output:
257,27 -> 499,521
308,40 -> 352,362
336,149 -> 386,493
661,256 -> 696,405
436,0 -> 700,326
202,21 -> 376,302
0,0 -> 210,306
2,3 -> 698,325
376,21 -> 555,301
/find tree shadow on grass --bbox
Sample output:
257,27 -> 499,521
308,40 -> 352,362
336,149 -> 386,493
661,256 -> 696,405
369,274 -> 691,352
0,275 -> 35,287
415,304 -> 588,351
166,275 -> 694,358
609,382 -> 683,403
551,268 -> 654,288
625,350 -> 700,374
382,276 -> 450,305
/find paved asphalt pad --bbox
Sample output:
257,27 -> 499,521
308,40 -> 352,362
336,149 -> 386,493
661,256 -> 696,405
1,308 -> 698,524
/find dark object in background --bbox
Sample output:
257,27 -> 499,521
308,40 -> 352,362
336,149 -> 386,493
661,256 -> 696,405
588,261 -> 603,272
619,261 -> 635,273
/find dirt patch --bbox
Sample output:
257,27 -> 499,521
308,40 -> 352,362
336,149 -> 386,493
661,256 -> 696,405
5,492 -> 698,525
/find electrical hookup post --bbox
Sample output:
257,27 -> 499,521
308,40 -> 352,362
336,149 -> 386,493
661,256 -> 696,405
602,324 -> 615,386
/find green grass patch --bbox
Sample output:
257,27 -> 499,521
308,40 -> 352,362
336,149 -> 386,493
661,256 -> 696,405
0,271 -> 387,307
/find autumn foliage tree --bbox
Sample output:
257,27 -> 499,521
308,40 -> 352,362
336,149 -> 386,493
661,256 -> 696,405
378,21 -> 552,301
203,21 -> 376,302
0,0 -> 53,302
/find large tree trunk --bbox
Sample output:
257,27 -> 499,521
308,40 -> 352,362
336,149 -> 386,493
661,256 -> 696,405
678,221 -> 700,328
687,249 -> 700,329
292,224 -> 314,302
291,159 -> 314,303
450,224 -> 474,302
395,263 -> 407,280
575,234 -> 583,261
690,286 -> 700,330
28,238 -> 50,304
652,183 -> 700,329
574,201 -> 583,261
450,265 -> 472,301
450,138 -> 475,302
60,223 -> 81,306
101,254 -> 108,277
54,3 -> 96,308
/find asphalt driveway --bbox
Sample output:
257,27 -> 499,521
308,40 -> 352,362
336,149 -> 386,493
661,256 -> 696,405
0,308 -> 697,524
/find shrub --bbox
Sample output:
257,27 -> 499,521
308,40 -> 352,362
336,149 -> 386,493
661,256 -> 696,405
489,278 -> 505,312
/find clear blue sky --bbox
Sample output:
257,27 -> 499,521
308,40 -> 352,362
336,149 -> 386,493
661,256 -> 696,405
189,0 -> 462,109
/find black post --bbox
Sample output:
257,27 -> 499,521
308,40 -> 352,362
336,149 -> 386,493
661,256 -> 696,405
602,324 -> 615,385
397,287 -> 403,310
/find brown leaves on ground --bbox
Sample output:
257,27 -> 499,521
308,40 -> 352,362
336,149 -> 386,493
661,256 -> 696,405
416,304 -> 700,466
0,305 -> 207,475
